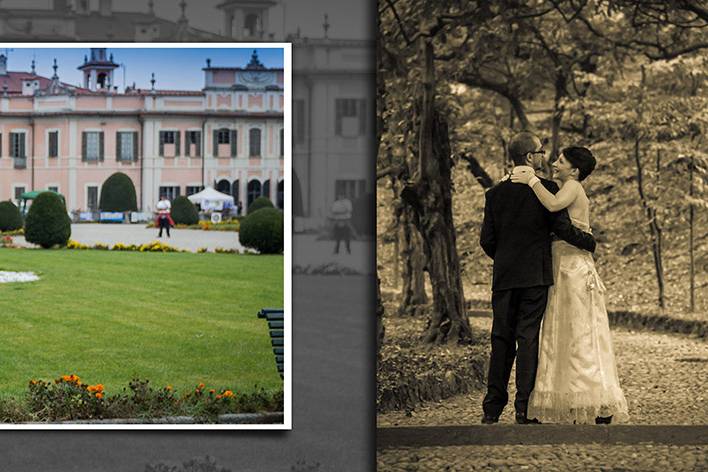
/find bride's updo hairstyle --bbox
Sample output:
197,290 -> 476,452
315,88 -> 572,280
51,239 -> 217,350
561,146 -> 596,182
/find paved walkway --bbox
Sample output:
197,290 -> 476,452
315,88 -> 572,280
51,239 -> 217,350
378,316 -> 708,470
14,224 -> 244,252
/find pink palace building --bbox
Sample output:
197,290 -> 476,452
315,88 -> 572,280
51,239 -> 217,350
0,47 -> 285,215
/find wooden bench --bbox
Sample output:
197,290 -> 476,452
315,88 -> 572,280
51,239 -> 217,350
257,308 -> 284,379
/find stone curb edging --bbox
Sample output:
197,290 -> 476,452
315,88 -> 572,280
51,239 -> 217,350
377,425 -> 708,449
19,412 -> 283,425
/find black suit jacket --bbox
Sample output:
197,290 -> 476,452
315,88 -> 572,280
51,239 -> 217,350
480,178 -> 596,292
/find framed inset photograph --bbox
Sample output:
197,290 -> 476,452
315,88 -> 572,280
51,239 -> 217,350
0,43 -> 291,430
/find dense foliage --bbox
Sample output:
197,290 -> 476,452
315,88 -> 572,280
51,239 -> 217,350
171,196 -> 199,225
378,0 -> 708,338
24,192 -> 71,248
0,201 -> 23,232
239,208 -> 284,254
99,172 -> 138,212
248,196 -> 274,214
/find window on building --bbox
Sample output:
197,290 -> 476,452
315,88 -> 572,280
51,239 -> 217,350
335,179 -> 366,200
280,129 -> 284,158
159,186 -> 181,201
10,132 -> 25,158
48,186 -> 59,193
82,131 -> 103,161
249,128 -> 261,157
217,129 -> 230,144
87,186 -> 98,211
160,130 -> 175,144
117,132 -> 136,161
14,187 -> 25,204
247,180 -> 262,210
0,133 -> 3,157
335,99 -> 367,137
159,131 -> 180,157
187,131 -> 201,156
48,131 -> 59,158
186,186 -> 204,196
293,99 -> 305,144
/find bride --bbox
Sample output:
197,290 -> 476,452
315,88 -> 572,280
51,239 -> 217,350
511,146 -> 629,424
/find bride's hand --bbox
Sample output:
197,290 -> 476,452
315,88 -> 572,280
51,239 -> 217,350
510,166 -> 535,184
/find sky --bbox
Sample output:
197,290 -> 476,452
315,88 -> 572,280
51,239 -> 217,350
4,47 -> 285,91
0,0 -> 373,40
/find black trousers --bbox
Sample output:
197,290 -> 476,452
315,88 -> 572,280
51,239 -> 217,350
482,285 -> 548,418
333,222 -> 351,254
158,217 -> 170,237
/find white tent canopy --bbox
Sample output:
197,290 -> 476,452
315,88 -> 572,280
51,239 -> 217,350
187,187 -> 235,211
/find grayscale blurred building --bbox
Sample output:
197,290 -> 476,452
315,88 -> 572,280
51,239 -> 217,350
0,0 -> 374,232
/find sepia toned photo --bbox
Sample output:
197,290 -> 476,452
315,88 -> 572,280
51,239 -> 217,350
377,1 -> 707,470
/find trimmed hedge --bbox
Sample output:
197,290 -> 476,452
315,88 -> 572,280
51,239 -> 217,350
99,172 -> 138,212
239,208 -> 283,254
248,196 -> 274,214
24,192 -> 72,248
0,200 -> 23,232
171,196 -> 199,225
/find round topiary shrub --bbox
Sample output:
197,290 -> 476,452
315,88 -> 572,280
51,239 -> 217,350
248,196 -> 274,214
99,172 -> 137,212
171,196 -> 199,225
0,200 -> 23,232
24,192 -> 71,248
239,208 -> 283,254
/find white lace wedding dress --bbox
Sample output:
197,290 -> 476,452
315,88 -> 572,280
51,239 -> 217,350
527,217 -> 629,424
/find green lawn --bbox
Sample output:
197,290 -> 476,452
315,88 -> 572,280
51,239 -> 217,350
0,249 -> 283,398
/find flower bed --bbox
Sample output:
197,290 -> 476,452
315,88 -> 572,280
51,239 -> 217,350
67,240 -> 186,253
0,374 -> 283,423
145,220 -> 240,232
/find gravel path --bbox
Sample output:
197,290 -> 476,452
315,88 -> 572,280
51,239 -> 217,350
379,317 -> 708,426
377,444 -> 708,471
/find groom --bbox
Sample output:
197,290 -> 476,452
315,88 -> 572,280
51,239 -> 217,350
479,131 -> 597,424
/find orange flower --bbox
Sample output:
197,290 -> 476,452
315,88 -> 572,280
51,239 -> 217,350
95,392 -> 104,399
197,383 -> 205,390
87,384 -> 104,393
222,390 -> 234,398
216,394 -> 222,400
165,385 -> 172,391
29,380 -> 37,385
209,389 -> 215,395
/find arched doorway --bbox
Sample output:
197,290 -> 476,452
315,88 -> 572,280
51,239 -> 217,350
216,179 -> 230,195
277,180 -> 284,209
247,180 -> 261,212
262,180 -> 270,204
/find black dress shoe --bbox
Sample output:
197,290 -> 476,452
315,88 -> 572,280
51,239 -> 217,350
481,415 -> 499,424
595,415 -> 613,424
515,413 -> 541,424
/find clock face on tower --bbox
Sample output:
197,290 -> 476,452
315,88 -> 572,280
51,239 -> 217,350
237,71 -> 276,89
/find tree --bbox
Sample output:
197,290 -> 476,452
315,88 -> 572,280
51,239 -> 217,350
24,192 -> 71,248
0,201 -> 23,232
239,208 -> 283,254
99,172 -> 137,212
171,196 -> 199,225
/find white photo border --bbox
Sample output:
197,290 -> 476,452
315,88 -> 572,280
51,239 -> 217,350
0,42 -> 292,431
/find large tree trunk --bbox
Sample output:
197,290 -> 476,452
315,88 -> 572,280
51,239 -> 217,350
377,276 -> 385,359
399,203 -> 428,315
400,39 -> 473,344
633,138 -> 666,309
